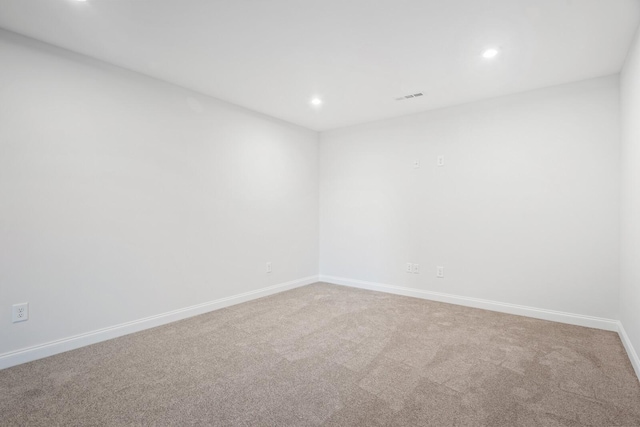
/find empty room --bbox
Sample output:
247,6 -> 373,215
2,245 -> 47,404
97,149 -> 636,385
1,0 -> 640,425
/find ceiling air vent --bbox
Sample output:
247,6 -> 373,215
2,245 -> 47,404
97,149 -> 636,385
395,92 -> 424,101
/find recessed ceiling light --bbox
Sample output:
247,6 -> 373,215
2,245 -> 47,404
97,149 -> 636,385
310,97 -> 322,106
482,48 -> 499,59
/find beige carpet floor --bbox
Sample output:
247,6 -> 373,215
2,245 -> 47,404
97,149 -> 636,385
1,282 -> 639,426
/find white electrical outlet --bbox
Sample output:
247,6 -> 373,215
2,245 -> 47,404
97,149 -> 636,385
406,263 -> 413,273
437,155 -> 445,166
413,160 -> 420,169
436,266 -> 444,278
412,264 -> 420,274
266,262 -> 272,273
12,303 -> 28,323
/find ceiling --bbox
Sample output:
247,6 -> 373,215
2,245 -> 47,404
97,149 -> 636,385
0,0 -> 639,131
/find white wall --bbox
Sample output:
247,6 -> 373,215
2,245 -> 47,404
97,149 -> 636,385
0,30 -> 319,357
620,27 -> 640,371
320,76 -> 620,320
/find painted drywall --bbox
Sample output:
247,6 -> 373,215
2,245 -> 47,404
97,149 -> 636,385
320,76 -> 620,320
0,29 -> 319,356
620,26 -> 640,373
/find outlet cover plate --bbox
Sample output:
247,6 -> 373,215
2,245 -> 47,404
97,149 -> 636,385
12,303 -> 28,323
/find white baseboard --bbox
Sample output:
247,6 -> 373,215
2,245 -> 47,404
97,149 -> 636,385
0,275 -> 319,371
319,275 -> 619,332
618,321 -> 640,381
5,275 -> 637,382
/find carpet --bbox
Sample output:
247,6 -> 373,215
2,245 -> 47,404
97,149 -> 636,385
1,282 -> 639,426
